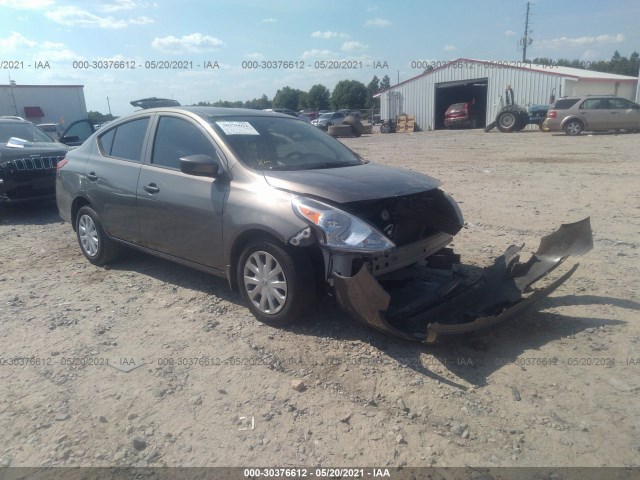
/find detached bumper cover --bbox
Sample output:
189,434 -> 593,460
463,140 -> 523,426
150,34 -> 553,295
333,218 -> 593,343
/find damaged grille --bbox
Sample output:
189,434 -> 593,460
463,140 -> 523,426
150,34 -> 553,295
343,190 -> 463,248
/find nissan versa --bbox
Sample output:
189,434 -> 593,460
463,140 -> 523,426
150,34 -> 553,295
56,107 -> 593,342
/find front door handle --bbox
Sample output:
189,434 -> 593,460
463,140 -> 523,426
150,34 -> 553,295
86,172 -> 98,181
143,183 -> 159,194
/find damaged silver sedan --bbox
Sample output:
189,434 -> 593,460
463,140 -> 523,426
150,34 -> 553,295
56,107 -> 592,342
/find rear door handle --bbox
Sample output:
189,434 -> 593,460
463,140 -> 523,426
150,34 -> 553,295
86,172 -> 98,181
143,183 -> 159,194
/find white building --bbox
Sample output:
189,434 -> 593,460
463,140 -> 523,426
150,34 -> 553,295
375,58 -> 639,130
0,84 -> 87,126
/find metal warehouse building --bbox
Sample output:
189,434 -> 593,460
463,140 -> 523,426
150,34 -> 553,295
0,83 -> 87,126
376,58 -> 639,130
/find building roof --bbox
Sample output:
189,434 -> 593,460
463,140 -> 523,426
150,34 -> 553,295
0,84 -> 85,88
374,58 -> 639,96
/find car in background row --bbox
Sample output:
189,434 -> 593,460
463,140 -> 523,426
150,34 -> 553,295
542,95 -> 640,135
0,116 -> 69,202
263,108 -> 298,117
37,123 -> 65,141
311,111 -> 348,130
444,102 -> 478,129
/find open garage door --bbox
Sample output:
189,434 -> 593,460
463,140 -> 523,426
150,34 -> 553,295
434,78 -> 488,130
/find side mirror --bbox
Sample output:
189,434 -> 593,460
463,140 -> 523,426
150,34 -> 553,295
180,154 -> 220,177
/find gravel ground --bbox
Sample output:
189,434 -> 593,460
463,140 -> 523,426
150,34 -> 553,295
0,128 -> 639,469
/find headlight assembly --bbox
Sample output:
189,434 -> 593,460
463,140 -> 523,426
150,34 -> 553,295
292,196 -> 394,254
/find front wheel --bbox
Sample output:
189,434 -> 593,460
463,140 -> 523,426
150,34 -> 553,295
563,119 -> 583,136
237,240 -> 314,326
75,206 -> 119,265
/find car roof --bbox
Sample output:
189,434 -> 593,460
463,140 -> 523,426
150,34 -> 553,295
0,117 -> 30,124
124,106 -> 295,121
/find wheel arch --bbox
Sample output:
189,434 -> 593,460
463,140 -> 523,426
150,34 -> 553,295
70,196 -> 92,232
561,116 -> 585,130
226,228 -> 324,293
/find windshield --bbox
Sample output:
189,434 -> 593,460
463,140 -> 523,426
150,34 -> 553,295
211,116 -> 365,171
318,113 -> 333,120
0,122 -> 55,143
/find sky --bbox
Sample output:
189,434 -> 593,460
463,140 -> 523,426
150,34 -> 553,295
1,0 -> 639,116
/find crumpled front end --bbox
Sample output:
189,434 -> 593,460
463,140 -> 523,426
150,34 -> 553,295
333,218 -> 593,343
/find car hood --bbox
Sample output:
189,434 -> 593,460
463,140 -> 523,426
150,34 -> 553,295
263,162 -> 442,203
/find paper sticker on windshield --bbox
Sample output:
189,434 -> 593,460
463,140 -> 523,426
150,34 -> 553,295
216,121 -> 260,135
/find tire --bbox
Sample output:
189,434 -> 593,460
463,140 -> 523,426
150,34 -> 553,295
563,119 -> 583,136
237,239 -> 314,327
496,106 -> 528,133
380,122 -> 391,133
343,115 -> 364,137
75,205 -> 119,265
328,124 -> 353,137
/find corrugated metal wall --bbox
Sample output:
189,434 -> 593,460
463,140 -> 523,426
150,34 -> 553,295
0,86 -> 87,125
380,64 -> 570,130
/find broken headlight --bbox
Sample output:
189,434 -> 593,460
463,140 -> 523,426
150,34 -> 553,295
292,196 -> 395,254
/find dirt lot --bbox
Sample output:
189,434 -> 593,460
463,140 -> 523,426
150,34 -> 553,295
1,128 -> 639,469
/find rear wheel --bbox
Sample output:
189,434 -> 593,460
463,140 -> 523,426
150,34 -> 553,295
237,240 -> 314,326
496,106 -> 528,132
75,206 -> 119,265
563,119 -> 583,136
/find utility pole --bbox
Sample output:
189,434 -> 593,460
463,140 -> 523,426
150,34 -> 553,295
107,97 -> 112,117
520,1 -> 533,62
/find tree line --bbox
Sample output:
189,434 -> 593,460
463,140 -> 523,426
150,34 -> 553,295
195,75 -> 391,112
532,50 -> 639,77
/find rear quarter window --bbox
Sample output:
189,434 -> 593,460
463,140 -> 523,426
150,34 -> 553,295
552,99 -> 580,110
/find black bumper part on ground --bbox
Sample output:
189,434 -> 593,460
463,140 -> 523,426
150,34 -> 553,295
333,218 -> 593,343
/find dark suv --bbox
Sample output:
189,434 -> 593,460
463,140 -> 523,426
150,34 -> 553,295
542,95 -> 640,135
0,117 -> 69,202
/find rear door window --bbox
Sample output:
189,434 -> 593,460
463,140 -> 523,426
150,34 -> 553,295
100,117 -> 150,161
580,98 -> 606,110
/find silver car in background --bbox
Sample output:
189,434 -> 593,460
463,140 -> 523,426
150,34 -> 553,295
542,95 -> 640,135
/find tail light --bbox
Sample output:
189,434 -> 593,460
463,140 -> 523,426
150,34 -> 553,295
464,103 -> 469,113
547,111 -> 557,119
56,158 -> 69,171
